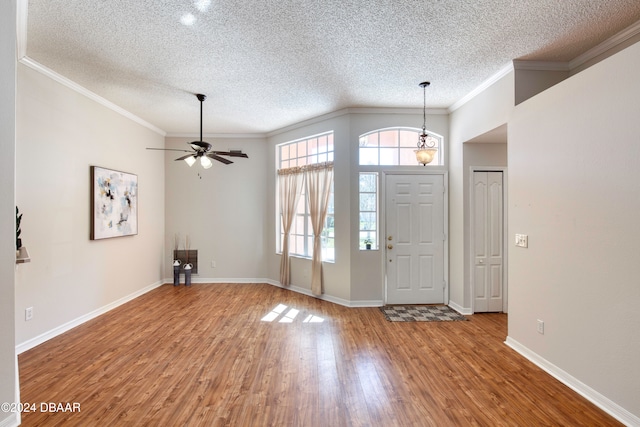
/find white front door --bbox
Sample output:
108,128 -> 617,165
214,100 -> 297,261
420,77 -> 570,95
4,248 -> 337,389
385,174 -> 445,304
473,171 -> 504,312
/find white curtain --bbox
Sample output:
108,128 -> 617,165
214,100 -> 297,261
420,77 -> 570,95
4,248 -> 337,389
305,162 -> 334,295
277,167 -> 303,286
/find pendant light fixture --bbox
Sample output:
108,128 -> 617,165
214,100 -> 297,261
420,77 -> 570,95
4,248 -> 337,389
415,81 -> 437,166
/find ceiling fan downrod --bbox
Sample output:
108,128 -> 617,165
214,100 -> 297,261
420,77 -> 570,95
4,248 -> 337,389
196,93 -> 206,143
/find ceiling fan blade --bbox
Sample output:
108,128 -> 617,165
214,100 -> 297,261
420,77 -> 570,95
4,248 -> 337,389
147,148 -> 192,153
212,150 -> 249,158
206,153 -> 233,165
229,150 -> 248,158
175,154 -> 196,161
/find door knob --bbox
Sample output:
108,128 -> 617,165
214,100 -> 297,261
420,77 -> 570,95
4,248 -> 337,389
387,244 -> 393,249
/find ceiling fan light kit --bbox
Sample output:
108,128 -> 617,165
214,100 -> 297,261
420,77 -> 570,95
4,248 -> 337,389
146,93 -> 248,169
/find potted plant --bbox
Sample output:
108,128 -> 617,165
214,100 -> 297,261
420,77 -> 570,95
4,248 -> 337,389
364,238 -> 372,250
16,206 -> 30,263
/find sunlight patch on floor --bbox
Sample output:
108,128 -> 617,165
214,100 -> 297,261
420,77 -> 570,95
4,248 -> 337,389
302,314 -> 324,323
261,304 -> 324,323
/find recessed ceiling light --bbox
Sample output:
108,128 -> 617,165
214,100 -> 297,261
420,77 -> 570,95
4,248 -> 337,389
180,13 -> 196,26
194,0 -> 211,13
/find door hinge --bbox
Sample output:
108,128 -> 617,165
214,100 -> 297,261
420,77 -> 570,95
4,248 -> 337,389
442,280 -> 446,289
442,233 -> 447,241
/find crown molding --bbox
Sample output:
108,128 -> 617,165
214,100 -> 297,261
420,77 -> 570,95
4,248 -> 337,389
166,133 -> 267,139
448,62 -> 514,113
265,108 -> 349,137
570,19 -> 640,70
16,0 -> 166,136
266,106 -> 448,138
19,57 -> 167,136
450,19 -> 640,113
16,0 -> 640,137
16,0 -> 27,59
345,107 -> 448,115
512,60 -> 570,71
512,21 -> 640,73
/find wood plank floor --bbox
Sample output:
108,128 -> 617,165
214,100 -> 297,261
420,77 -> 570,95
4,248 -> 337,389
19,283 -> 620,426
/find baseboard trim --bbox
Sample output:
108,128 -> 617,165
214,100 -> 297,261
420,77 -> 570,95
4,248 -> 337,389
269,280 -> 352,307
15,280 -> 164,354
448,300 -> 472,315
348,300 -> 384,308
164,278 -> 384,307
267,280 -> 383,308
505,336 -> 640,426
163,277 -> 272,285
0,413 -> 20,427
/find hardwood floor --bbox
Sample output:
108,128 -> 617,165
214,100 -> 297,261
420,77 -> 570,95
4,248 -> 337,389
19,283 -> 620,426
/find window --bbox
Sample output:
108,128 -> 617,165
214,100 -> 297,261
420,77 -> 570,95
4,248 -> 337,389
359,127 -> 443,166
357,127 -> 443,251
278,132 -> 334,168
359,172 -> 378,250
277,132 -> 334,262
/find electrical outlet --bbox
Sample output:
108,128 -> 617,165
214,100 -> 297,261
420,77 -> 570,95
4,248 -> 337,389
25,307 -> 33,321
515,234 -> 529,248
211,261 -> 216,268
537,319 -> 544,334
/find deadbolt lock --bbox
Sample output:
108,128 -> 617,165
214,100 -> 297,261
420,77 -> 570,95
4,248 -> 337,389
388,236 -> 393,241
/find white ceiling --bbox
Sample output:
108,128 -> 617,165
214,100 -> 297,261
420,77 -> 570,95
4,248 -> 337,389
24,0 -> 640,135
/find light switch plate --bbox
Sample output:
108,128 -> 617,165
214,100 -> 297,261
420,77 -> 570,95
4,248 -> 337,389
515,234 -> 528,248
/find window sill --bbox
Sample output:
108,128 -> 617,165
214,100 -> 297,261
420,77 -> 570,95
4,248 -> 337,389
276,252 -> 335,264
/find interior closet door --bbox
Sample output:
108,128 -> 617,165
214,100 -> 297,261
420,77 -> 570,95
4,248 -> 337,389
473,171 -> 504,312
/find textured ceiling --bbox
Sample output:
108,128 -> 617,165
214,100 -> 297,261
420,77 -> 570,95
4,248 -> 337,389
25,0 -> 640,135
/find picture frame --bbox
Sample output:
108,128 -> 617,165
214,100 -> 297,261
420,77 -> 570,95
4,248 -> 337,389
90,166 -> 138,240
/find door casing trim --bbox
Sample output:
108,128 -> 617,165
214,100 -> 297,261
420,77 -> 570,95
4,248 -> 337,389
468,166 -> 508,313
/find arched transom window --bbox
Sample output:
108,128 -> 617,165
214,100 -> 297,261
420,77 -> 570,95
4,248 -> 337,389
359,127 -> 443,166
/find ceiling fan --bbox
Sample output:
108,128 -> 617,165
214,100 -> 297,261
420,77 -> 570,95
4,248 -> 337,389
147,93 -> 248,169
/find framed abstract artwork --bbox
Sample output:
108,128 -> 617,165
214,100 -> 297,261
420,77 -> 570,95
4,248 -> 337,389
90,166 -> 138,240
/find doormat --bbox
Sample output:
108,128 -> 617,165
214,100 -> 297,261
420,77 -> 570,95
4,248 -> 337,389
379,305 -> 467,322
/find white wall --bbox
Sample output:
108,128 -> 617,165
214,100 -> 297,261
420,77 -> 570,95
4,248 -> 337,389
163,136 -> 268,281
514,68 -> 569,105
449,72 -> 514,310
0,1 -> 19,425
508,41 -> 640,419
15,64 -> 166,348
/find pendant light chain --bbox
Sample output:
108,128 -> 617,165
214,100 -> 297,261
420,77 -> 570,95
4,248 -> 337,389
415,81 -> 437,166
422,82 -> 427,135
